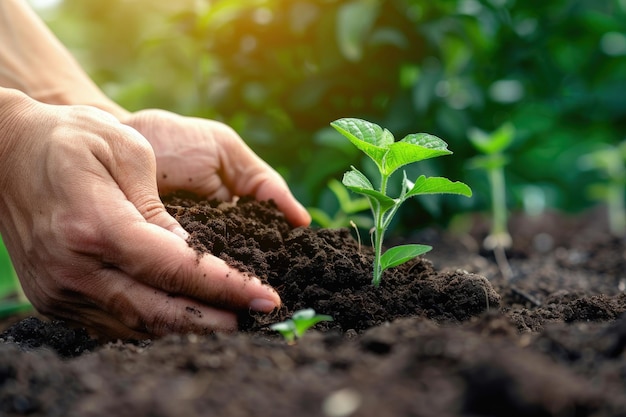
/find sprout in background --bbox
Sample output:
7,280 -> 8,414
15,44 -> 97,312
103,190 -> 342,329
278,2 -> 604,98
270,309 -> 333,344
308,179 -> 373,230
467,123 -> 515,278
579,141 -> 626,237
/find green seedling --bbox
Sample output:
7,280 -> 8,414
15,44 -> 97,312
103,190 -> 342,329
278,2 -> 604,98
579,141 -> 626,237
308,178 -> 373,230
467,123 -> 515,251
331,118 -> 472,287
270,308 -> 333,344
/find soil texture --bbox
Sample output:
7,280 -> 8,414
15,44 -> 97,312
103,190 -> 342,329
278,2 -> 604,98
0,194 -> 625,417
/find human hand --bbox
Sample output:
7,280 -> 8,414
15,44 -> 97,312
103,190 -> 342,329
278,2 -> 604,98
0,90 -> 281,340
123,109 -> 311,227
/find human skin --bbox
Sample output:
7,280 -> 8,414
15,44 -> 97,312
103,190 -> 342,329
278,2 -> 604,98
0,1 -> 310,339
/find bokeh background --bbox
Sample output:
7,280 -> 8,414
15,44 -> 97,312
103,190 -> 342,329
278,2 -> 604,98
31,0 -> 626,227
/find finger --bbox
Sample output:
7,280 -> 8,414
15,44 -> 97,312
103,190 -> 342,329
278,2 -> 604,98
55,284 -> 237,340
220,148 -> 311,227
87,269 -> 238,337
104,219 -> 281,312
99,123 -> 190,240
249,174 -> 312,227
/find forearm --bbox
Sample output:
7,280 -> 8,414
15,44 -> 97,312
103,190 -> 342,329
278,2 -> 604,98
0,0 -> 128,118
0,88 -> 33,194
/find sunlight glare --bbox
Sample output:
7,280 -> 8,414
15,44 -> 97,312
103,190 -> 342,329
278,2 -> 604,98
27,0 -> 62,11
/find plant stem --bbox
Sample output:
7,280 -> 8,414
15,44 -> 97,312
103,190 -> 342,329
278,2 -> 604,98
489,166 -> 508,237
371,174 -> 390,287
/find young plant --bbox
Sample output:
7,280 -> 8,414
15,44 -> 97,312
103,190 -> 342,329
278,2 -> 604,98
467,123 -> 515,251
579,141 -> 626,237
270,308 -> 333,344
330,118 -> 472,287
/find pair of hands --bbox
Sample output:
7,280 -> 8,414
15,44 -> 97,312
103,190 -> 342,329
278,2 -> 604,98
0,91 -> 310,339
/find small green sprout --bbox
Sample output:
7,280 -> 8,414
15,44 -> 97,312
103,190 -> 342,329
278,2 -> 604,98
579,141 -> 626,237
270,308 -> 333,343
331,118 -> 472,287
467,123 -> 515,251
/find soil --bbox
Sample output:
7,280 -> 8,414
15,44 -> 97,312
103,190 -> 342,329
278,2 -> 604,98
1,193 -> 625,417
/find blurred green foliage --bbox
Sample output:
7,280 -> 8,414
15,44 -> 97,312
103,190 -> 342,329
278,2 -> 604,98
37,0 -> 626,232
0,237 -> 30,316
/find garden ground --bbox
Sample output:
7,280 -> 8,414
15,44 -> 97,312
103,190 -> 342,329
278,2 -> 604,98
1,194 -> 625,417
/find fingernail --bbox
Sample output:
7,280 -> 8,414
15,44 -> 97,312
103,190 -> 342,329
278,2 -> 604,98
249,298 -> 278,313
173,226 -> 190,241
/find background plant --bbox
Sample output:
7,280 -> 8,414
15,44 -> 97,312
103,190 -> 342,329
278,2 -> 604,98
308,179 -> 373,230
270,308 -> 333,343
331,118 -> 472,287
0,239 -> 30,316
579,141 -> 626,237
467,123 -> 516,250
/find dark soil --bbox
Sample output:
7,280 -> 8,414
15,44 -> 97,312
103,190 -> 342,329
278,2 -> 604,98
1,194 -> 625,417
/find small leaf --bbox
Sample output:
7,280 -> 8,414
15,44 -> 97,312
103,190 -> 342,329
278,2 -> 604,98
351,190 -> 396,212
342,167 -> 375,191
401,132 -> 451,150
292,308 -> 317,321
468,123 -> 515,155
331,118 -> 392,169
270,321 -> 296,332
406,176 -> 473,198
380,244 -> 432,270
384,140 -> 452,176
331,118 -> 393,148
291,308 -> 333,338
269,321 -> 296,343
342,168 -> 396,211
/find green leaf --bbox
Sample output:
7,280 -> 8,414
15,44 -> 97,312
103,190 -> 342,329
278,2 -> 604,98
384,137 -> 453,176
331,118 -> 393,169
400,132 -> 451,150
342,167 -> 374,191
292,308 -> 333,337
468,123 -> 515,155
331,118 -> 394,148
406,176 -> 473,198
327,179 -> 370,214
343,170 -> 395,211
269,321 -> 296,343
380,244 -> 432,270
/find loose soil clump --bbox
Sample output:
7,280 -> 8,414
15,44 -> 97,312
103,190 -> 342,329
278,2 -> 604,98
1,194 -> 625,417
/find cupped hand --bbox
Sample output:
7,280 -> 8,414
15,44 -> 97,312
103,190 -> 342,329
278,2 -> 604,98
123,109 -> 311,227
0,91 -> 281,340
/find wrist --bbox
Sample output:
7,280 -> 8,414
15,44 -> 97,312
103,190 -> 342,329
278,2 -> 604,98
29,85 -> 131,120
